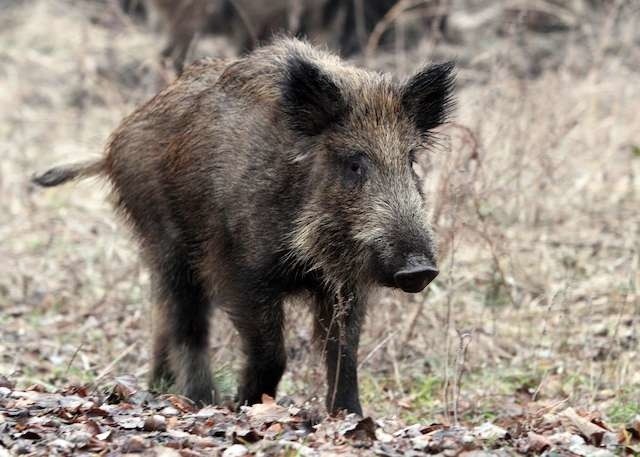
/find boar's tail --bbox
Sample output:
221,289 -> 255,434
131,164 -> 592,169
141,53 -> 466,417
31,159 -> 105,187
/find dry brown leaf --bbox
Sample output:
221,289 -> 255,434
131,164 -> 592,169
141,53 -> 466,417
340,416 -> 377,441
195,406 -> 223,418
625,415 -> 640,440
265,422 -> 284,434
113,414 -> 144,430
561,407 -> 608,446
473,422 -> 509,440
165,395 -> 197,413
245,398 -> 290,426
526,431 -> 552,453
232,426 -> 263,444
121,435 -> 147,453
82,418 -> 102,436
143,414 -> 167,432
26,384 -> 46,393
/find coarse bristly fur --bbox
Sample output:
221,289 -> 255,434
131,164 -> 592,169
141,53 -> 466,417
32,37 -> 455,415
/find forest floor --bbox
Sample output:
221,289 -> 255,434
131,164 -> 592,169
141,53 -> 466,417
1,1 -> 639,455
1,374 -> 637,456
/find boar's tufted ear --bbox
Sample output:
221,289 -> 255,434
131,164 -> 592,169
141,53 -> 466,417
281,56 -> 348,136
401,62 -> 456,135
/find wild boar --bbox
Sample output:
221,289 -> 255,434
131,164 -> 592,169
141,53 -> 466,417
33,38 -> 454,415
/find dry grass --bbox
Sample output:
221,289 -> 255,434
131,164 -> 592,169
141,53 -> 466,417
1,0 -> 638,426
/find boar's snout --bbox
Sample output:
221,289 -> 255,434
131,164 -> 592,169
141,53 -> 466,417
393,256 -> 439,293
369,219 -> 439,293
394,264 -> 439,293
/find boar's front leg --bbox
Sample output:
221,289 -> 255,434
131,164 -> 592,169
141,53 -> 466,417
314,291 -> 365,416
231,296 -> 287,407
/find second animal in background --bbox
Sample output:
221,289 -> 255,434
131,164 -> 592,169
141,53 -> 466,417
129,0 -> 449,73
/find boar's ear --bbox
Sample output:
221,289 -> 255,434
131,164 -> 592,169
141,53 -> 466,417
401,62 -> 456,135
281,56 -> 347,136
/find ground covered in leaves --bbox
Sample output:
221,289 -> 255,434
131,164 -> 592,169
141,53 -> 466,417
3,375 -> 640,456
1,1 -> 640,456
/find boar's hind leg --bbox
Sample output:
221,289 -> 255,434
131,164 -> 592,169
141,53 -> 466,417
159,253 -> 216,405
314,292 -> 364,416
232,298 -> 286,408
150,291 -> 175,390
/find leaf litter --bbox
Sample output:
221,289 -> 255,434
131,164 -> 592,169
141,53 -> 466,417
1,376 -> 636,456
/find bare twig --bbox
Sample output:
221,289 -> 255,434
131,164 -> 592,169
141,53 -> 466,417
452,329 -> 472,425
94,342 -> 138,383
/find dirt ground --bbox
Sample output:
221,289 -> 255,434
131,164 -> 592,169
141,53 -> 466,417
1,1 -> 639,455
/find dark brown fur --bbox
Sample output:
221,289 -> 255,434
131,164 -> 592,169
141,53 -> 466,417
33,38 -> 454,414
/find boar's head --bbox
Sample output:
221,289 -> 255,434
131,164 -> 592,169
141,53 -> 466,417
282,55 -> 455,293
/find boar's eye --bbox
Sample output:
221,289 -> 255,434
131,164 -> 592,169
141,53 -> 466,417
408,149 -> 417,165
342,153 -> 368,186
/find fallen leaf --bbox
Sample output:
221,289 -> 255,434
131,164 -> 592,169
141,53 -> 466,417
113,414 -> 144,430
245,397 -> 290,426
561,407 -> 608,446
526,431 -> 552,453
144,414 -> 167,432
26,384 -> 46,393
62,385 -> 89,397
106,375 -> 139,403
222,444 -> 249,457
82,419 -> 102,436
154,447 -> 181,457
160,406 -> 181,416
265,422 -> 283,434
195,406 -> 223,418
165,395 -> 196,413
232,426 -> 263,444
341,416 -> 377,441
67,429 -> 92,446
568,441 -> 615,457
472,422 -> 509,441
95,430 -> 111,441
49,438 -> 73,451
122,435 -> 148,453
375,427 -> 394,443
625,415 -> 640,440
83,406 -> 110,418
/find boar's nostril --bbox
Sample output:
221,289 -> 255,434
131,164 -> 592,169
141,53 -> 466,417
393,265 -> 439,293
